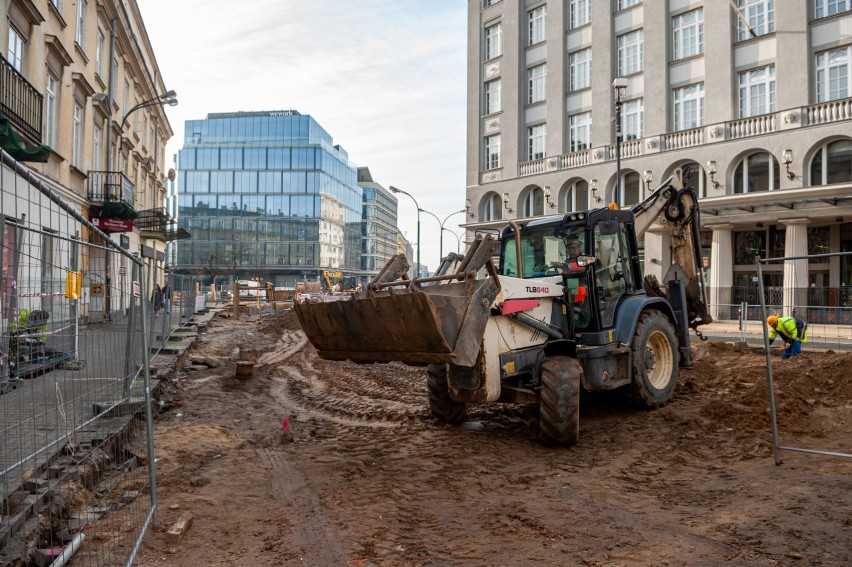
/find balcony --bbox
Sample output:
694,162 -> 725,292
87,171 -> 138,219
135,208 -> 192,242
512,96 -> 852,180
0,54 -> 49,162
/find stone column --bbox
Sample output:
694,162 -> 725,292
781,218 -> 809,316
709,225 -> 734,320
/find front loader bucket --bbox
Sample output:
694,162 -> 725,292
294,277 -> 498,367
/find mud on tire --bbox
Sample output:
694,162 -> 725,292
427,364 -> 466,423
539,356 -> 582,446
628,310 -> 679,409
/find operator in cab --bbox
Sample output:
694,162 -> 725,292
552,233 -> 592,328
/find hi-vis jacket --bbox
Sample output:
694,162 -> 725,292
769,316 -> 808,343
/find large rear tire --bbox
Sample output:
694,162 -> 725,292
427,364 -> 467,423
628,310 -> 679,408
539,356 -> 582,446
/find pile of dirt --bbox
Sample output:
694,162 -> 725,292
256,308 -> 302,335
686,341 -> 850,437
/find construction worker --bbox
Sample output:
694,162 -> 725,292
767,315 -> 808,359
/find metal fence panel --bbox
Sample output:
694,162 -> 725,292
753,253 -> 852,464
1,152 -> 156,566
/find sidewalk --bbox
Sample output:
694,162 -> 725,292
695,319 -> 852,349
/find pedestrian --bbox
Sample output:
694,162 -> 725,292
767,314 -> 808,359
152,284 -> 164,318
162,283 -> 171,315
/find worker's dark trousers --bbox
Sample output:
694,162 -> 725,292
783,340 -> 802,359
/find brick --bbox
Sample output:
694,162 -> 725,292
166,512 -> 193,543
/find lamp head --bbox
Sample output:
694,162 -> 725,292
159,90 -> 177,100
612,77 -> 628,90
782,149 -> 793,165
643,170 -> 653,184
706,160 -> 717,174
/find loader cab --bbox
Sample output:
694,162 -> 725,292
499,209 -> 642,334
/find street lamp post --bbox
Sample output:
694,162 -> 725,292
612,78 -> 628,206
418,208 -> 465,262
115,90 -> 178,172
389,186 -> 420,277
443,229 -> 462,254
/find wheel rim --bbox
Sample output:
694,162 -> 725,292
645,330 -> 674,389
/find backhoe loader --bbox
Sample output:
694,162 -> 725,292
295,169 -> 712,445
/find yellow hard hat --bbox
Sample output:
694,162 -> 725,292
767,315 -> 778,327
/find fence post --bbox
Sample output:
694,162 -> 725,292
137,263 -> 159,526
756,256 -> 782,466
123,261 -> 139,397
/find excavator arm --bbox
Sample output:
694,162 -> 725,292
630,169 -> 713,332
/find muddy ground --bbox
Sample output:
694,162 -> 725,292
135,310 -> 850,566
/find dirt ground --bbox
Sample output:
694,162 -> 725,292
135,310 -> 850,566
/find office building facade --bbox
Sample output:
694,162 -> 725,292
1,0 -> 175,320
466,0 -> 852,320
173,111 -> 362,288
357,167 -> 399,281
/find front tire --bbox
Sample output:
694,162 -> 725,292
539,356 -> 582,446
628,310 -> 679,408
427,364 -> 467,423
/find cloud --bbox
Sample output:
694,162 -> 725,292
141,0 -> 467,269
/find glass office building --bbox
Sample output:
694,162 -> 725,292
357,167 -> 399,276
173,111 -> 362,287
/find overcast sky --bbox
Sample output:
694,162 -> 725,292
139,0 -> 468,270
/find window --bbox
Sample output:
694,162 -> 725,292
618,0 -> 642,9
738,65 -> 775,117
481,193 -> 502,221
622,99 -> 644,140
7,26 -> 24,72
734,230 -> 767,264
810,139 -> 852,185
123,79 -> 130,112
733,152 -> 780,193
569,112 -> 591,152
528,6 -> 546,46
528,124 -> 546,161
672,9 -> 704,60
485,134 -> 501,169
621,171 -> 642,206
483,0 -> 502,7
816,46 -> 850,102
76,0 -> 86,46
72,102 -> 82,168
96,29 -> 104,76
680,161 -> 709,197
617,30 -> 644,76
815,0 -> 850,18
569,48 -> 591,91
485,23 -> 502,60
523,188 -> 545,217
484,79 -> 501,114
737,0 -> 774,41
528,63 -> 546,104
570,0 -> 591,28
93,124 -> 102,171
673,83 -> 704,131
564,180 -> 589,212
46,73 -> 58,148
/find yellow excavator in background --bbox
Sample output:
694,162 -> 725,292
321,271 -> 358,293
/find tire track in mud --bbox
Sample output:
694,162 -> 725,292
257,447 -> 349,565
266,330 -> 430,430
